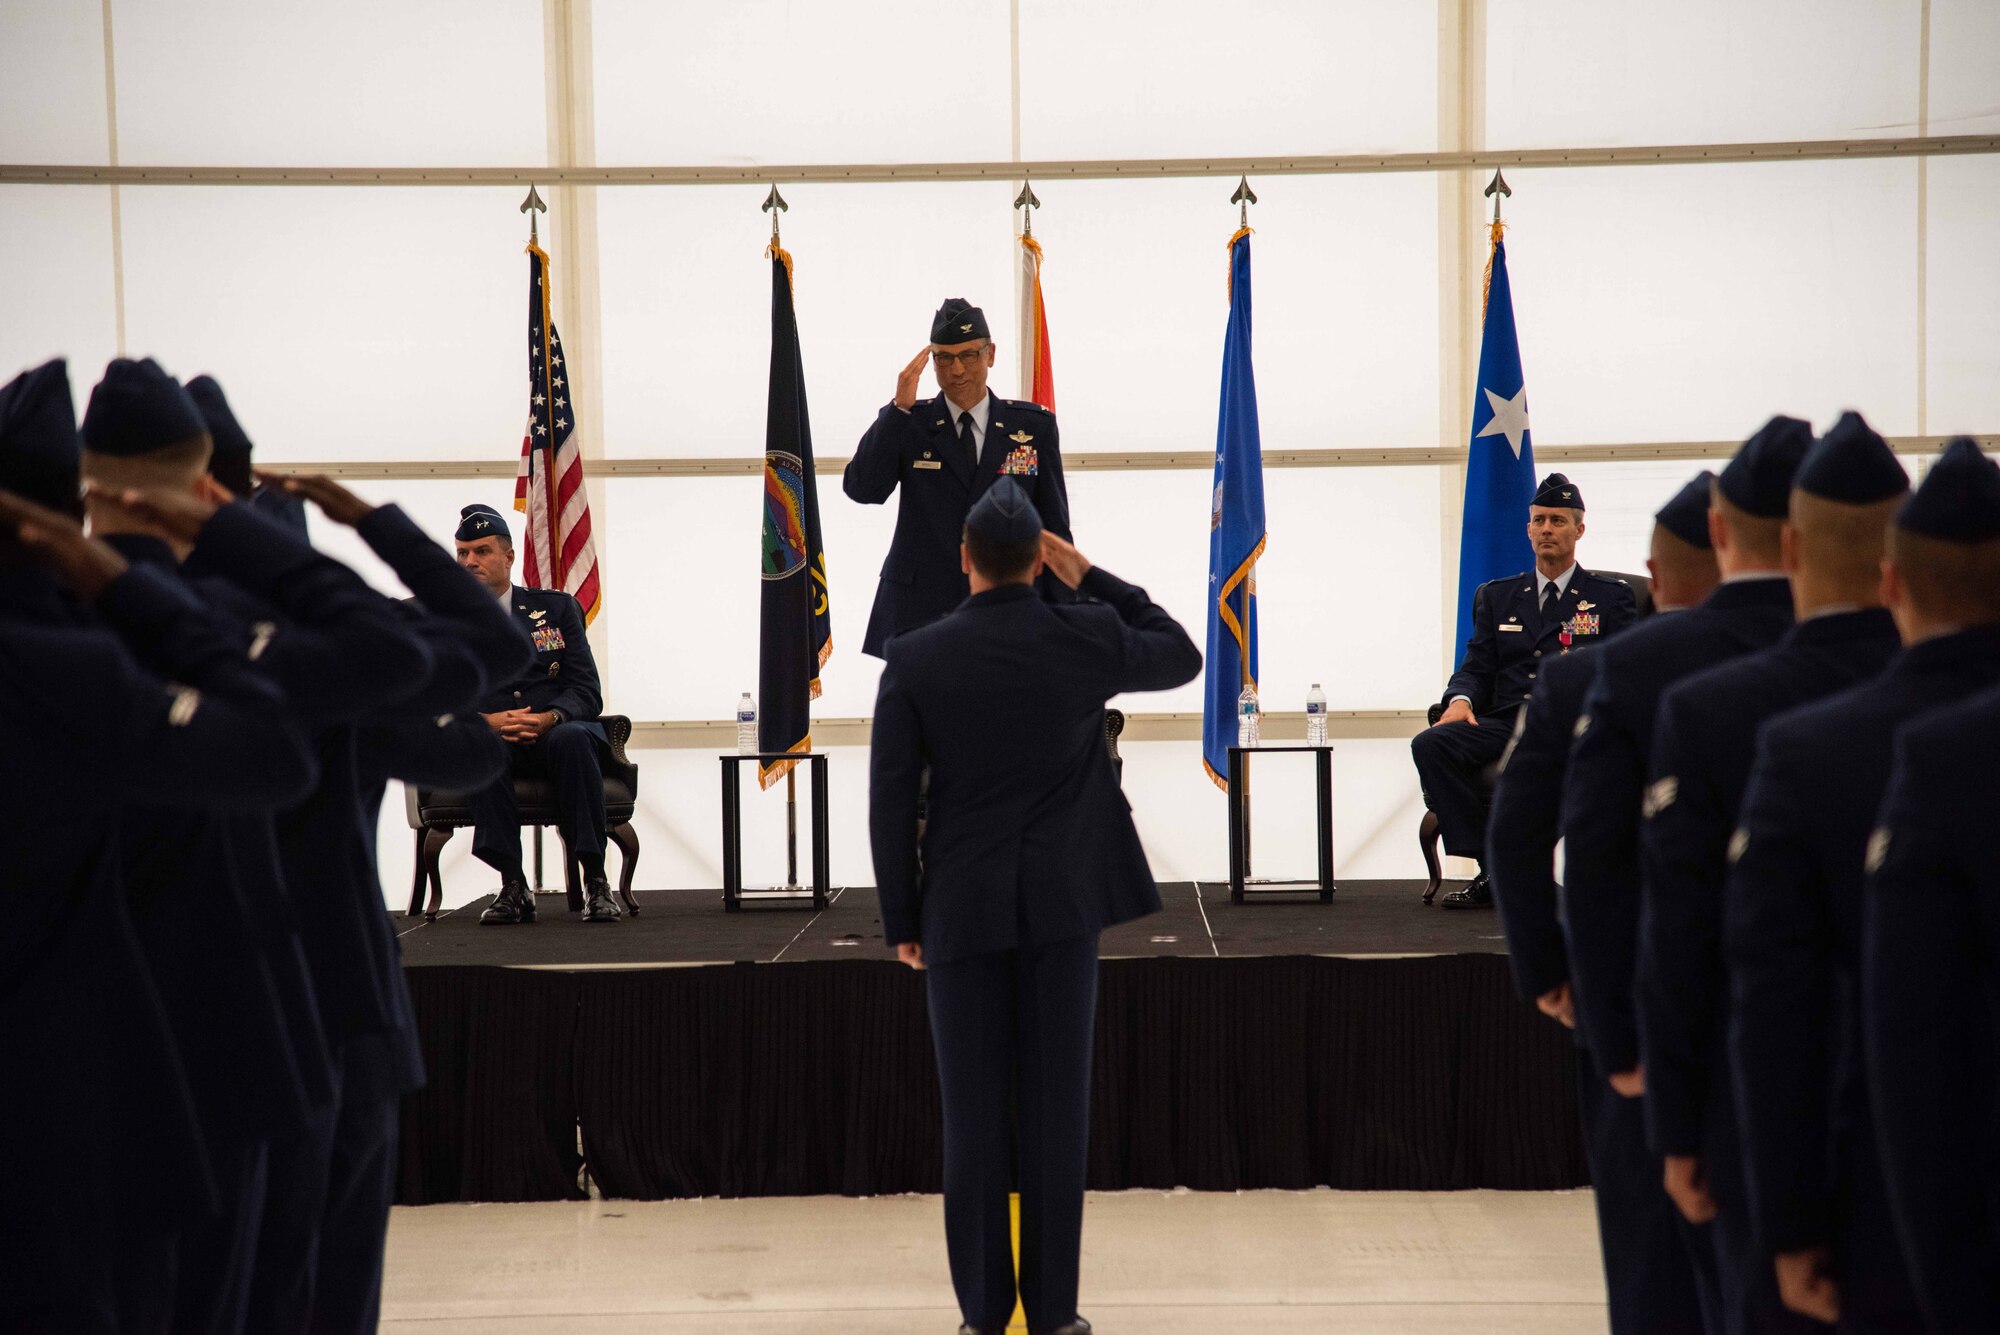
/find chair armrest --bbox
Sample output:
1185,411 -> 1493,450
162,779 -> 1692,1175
600,714 -> 633,766
404,783 -> 425,829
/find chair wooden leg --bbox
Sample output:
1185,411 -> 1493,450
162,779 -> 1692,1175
422,827 -> 454,920
609,822 -> 641,915
562,832 -> 583,913
407,826 -> 430,917
1419,810 -> 1443,905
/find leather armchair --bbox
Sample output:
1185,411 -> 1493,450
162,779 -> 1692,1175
405,714 -> 641,920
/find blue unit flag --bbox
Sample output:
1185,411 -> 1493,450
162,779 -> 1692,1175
1202,229 -> 1268,788
1454,226 -> 1536,658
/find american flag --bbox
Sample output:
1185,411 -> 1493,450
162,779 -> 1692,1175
514,239 -> 602,622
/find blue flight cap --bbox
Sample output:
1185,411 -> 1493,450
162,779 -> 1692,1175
1717,415 -> 1813,517
1796,412 -> 1908,504
1897,438 -> 2000,542
456,502 -> 510,544
0,358 -> 81,513
185,374 -> 254,496
80,357 -> 207,457
1655,470 -> 1718,549
966,476 -> 1043,544
1531,472 -> 1583,511
930,298 -> 990,345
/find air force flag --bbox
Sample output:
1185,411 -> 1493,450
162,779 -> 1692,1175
1453,229 -> 1536,658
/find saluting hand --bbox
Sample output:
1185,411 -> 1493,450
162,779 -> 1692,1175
893,347 -> 931,411
0,488 -> 128,601
87,477 -> 230,543
1039,532 -> 1092,589
257,469 -> 376,527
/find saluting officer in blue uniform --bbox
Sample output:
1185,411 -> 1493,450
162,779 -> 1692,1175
845,298 -> 1073,657
1488,478 -> 1703,1335
0,360 -> 318,1333
1863,681 -> 2000,1333
1416,471 -> 1637,909
1637,415 -> 1908,1335
1726,439 -> 2000,1332
1563,420 -> 1809,1330
454,503 -> 621,923
870,478 -> 1201,1335
81,356 -> 442,1335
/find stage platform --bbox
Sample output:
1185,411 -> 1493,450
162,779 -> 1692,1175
395,880 -> 1513,967
392,881 -> 1589,1208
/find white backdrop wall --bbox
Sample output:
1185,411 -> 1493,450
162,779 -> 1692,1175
4,1 -> 1996,912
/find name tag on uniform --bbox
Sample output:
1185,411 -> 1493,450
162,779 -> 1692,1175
913,460 -> 943,470
533,625 -> 566,652
1498,623 -> 1524,632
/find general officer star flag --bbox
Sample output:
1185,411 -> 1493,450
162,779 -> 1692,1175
1202,228 -> 1267,789
757,244 -> 832,789
1453,223 -> 1536,656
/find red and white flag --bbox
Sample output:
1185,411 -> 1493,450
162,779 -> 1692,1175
514,238 -> 602,622
1016,232 -> 1056,410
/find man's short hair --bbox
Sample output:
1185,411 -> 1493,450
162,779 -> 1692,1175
80,434 -> 213,493
1710,480 -> 1786,564
963,524 -> 1039,583
1790,491 -> 1899,587
1887,528 -> 2000,626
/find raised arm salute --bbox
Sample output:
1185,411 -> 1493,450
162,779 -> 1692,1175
845,298 -> 1072,657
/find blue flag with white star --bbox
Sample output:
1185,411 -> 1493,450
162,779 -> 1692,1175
1202,229 -> 1267,789
1454,230 -> 1536,658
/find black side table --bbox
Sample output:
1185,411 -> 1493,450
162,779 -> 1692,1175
1226,745 -> 1335,904
719,752 -> 830,911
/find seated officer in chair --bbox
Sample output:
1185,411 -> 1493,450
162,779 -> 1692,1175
453,503 -> 619,924
1414,472 -> 1638,909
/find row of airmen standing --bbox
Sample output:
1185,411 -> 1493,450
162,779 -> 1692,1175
0,355 -> 538,1334
1471,417 -> 2000,1333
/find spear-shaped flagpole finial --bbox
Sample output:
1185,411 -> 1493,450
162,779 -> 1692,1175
762,184 -> 789,243
1484,168 -> 1512,224
1231,174 -> 1258,228
1014,178 -> 1041,238
520,184 -> 547,243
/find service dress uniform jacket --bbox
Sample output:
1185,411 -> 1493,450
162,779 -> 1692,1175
0,564 -> 317,1331
1417,567 -> 1637,860
1563,577 -> 1794,1079
475,584 -> 603,739
1726,623 -> 2000,1329
869,567 -> 1200,1332
1487,640 -> 1709,1335
1637,608 -> 1899,1335
844,393 -> 1072,657
1862,686 -> 2000,1333
869,567 -> 1198,963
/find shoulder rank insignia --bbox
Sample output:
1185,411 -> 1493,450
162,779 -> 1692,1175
1009,429 -> 1034,444
1643,776 -> 1678,819
1866,827 -> 1892,875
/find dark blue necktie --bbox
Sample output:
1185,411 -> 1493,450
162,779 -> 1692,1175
957,411 -> 976,471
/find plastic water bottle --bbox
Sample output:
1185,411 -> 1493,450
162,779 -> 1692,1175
1306,683 -> 1328,747
1236,684 -> 1261,749
736,693 -> 757,754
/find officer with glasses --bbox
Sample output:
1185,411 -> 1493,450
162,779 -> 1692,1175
845,298 -> 1074,657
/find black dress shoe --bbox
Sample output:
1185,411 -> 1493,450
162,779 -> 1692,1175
1439,872 -> 1494,910
1039,1321 -> 1092,1335
581,875 -> 621,922
479,878 -> 535,925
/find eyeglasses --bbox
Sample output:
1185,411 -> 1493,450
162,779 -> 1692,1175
931,344 -> 989,368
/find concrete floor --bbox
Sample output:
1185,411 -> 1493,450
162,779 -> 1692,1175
382,1189 -> 1609,1333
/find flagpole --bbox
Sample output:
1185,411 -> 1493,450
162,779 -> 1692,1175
1224,179 -> 1256,887
760,183 -> 806,892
